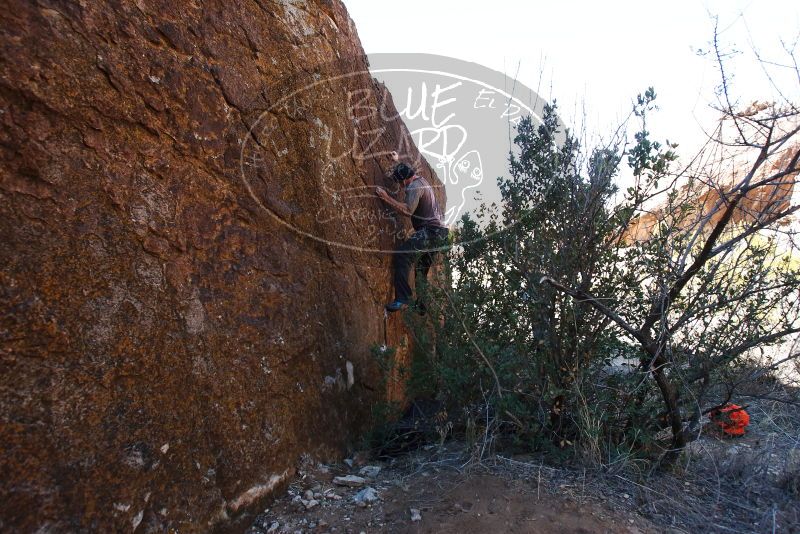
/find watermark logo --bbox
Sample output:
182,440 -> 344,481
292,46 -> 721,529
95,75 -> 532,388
240,54 -> 564,253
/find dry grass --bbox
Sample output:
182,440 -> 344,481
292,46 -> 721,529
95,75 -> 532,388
485,396 -> 800,533
374,387 -> 799,534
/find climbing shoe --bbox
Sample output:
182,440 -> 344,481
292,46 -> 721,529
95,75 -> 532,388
385,300 -> 408,312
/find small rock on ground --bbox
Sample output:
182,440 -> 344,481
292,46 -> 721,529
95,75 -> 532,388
333,475 -> 366,487
353,487 -> 379,505
359,465 -> 382,478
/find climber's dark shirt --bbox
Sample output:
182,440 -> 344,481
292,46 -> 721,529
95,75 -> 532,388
404,176 -> 446,231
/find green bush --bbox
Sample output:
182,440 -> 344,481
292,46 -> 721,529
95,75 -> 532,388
404,92 -> 800,468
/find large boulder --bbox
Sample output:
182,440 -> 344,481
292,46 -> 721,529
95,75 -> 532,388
0,1 -> 441,531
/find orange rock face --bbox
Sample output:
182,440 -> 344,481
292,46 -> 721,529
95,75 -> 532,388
0,1 -> 440,531
625,132 -> 797,244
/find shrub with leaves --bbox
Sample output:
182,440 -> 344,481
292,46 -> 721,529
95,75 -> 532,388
415,78 -> 800,467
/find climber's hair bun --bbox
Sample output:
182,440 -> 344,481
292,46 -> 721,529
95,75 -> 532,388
392,163 -> 415,182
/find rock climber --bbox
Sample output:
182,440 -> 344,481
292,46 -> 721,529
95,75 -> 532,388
376,153 -> 449,313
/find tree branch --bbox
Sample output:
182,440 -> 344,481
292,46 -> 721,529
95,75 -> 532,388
539,276 -> 654,352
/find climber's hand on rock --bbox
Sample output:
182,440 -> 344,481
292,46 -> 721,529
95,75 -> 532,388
390,151 -> 399,162
375,186 -> 390,201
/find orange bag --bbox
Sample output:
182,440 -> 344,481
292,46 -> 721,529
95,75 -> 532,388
709,403 -> 750,436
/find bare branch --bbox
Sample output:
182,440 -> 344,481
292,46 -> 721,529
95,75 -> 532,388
539,276 -> 653,351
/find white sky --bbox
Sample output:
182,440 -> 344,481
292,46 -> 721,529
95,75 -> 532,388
344,0 -> 800,154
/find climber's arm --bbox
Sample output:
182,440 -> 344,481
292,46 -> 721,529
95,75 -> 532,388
375,186 -> 413,217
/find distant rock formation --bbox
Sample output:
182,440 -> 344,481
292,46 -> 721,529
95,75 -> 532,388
0,1 -> 441,531
625,110 -> 797,243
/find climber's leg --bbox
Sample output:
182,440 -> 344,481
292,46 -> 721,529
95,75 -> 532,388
414,251 -> 433,315
387,229 -> 427,312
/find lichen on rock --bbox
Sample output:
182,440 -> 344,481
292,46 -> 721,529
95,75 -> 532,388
0,0 -> 440,531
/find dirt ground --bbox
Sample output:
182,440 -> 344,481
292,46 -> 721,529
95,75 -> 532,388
245,453 -> 654,534
245,396 -> 799,534
380,473 -> 649,534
